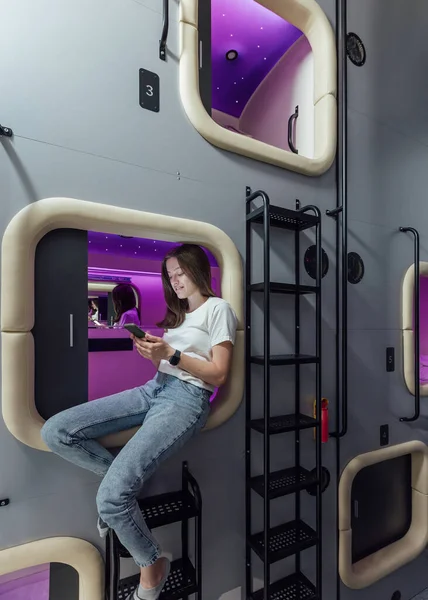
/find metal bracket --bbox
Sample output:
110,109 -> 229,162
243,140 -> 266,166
326,206 -> 343,218
159,0 -> 169,61
0,124 -> 13,137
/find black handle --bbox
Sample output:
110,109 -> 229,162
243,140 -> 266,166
159,0 -> 169,61
287,105 -> 299,154
400,226 -> 420,422
0,124 -> 13,137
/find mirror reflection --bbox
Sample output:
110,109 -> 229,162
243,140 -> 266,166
88,284 -> 140,328
0,563 -> 78,600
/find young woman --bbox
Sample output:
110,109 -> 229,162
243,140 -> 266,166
112,283 -> 140,327
41,244 -> 237,600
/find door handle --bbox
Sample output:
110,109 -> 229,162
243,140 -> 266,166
70,314 -> 74,348
288,105 -> 299,154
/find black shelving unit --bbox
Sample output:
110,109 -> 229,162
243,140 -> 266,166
105,461 -> 202,600
245,189 -> 323,600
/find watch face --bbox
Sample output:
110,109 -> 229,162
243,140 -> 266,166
170,350 -> 180,365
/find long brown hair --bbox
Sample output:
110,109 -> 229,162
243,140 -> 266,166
157,244 -> 215,329
112,284 -> 139,323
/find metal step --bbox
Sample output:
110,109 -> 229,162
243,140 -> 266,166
117,558 -> 196,600
249,519 -> 318,564
251,572 -> 318,600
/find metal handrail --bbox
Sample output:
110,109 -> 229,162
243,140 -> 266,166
299,204 -> 322,597
288,106 -> 299,154
399,227 -> 420,422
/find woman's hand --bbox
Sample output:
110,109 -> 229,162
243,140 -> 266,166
131,333 -> 174,363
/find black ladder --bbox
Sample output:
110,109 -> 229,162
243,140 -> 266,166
105,461 -> 202,600
245,189 -> 323,600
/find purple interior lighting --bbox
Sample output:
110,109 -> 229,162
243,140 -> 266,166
88,232 -> 218,266
0,565 -> 50,600
212,0 -> 303,118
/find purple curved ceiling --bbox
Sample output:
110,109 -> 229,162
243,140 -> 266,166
212,0 -> 303,118
88,232 -> 218,266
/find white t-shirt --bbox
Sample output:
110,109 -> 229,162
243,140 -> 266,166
158,296 -> 238,392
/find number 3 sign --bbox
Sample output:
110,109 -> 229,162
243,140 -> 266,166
139,69 -> 160,113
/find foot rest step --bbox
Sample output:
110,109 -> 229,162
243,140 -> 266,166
117,558 -> 197,600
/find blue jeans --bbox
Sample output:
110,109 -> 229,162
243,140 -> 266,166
41,372 -> 211,567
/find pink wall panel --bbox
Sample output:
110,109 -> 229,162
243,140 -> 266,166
0,565 -> 49,600
88,328 -> 164,400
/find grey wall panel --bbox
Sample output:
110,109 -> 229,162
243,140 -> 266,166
0,0 -> 337,194
348,108 -> 417,230
347,0 -> 428,150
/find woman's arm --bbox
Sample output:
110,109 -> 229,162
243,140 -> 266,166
173,342 -> 233,387
133,334 -> 233,387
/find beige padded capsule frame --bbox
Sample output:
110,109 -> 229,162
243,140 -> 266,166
0,537 -> 103,600
1,198 -> 244,450
402,262 -> 428,396
339,441 -> 428,589
179,0 -> 337,176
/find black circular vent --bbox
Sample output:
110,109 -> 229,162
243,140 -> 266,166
304,246 -> 329,280
348,252 -> 365,284
307,467 -> 330,496
391,592 -> 401,600
346,32 -> 366,66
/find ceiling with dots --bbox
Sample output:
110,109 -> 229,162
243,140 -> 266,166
88,232 -> 218,266
212,0 -> 303,118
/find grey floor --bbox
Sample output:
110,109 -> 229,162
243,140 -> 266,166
412,589 -> 428,600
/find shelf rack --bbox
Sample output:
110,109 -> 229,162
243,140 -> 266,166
245,189 -> 323,600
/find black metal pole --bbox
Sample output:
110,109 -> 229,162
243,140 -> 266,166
197,482 -> 203,600
315,216 -> 322,599
263,193 -> 271,598
338,0 -> 348,439
181,462 -> 189,600
335,0 -> 347,597
298,205 -> 322,598
245,187 -> 253,599
399,227 -> 420,423
106,531 -> 120,600
294,200 -> 301,583
245,190 -> 271,599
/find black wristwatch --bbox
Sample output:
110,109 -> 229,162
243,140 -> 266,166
169,349 -> 181,366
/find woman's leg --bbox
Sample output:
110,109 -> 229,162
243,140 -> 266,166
95,375 -> 210,592
41,378 -> 158,477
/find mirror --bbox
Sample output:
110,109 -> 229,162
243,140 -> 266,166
0,563 -> 79,600
87,280 -> 139,329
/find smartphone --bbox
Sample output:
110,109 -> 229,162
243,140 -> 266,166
123,323 -> 147,339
